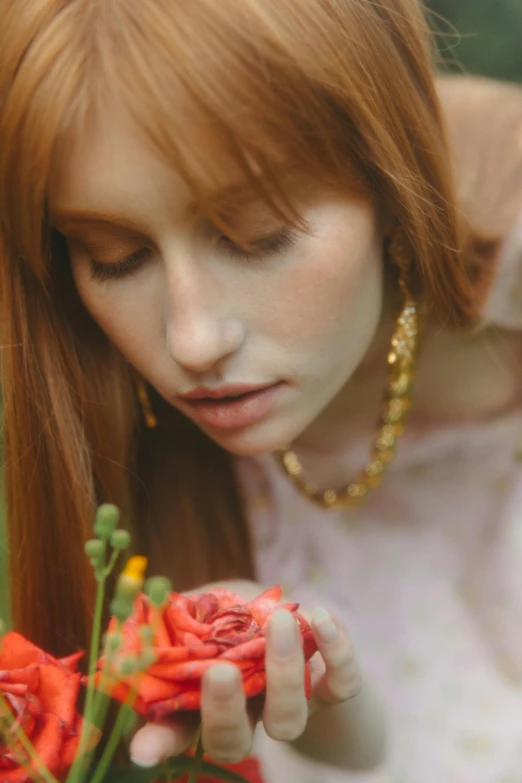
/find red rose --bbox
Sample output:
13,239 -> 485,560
102,585 -> 317,720
0,632 -> 86,782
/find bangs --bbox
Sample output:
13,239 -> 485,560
3,0 -> 476,329
90,0 -> 364,198
0,0 -> 369,274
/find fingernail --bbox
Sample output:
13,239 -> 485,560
130,724 -> 179,767
206,663 -> 239,698
269,609 -> 299,659
312,607 -> 339,644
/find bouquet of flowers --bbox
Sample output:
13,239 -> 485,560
0,505 -> 317,783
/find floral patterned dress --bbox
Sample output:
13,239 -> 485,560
237,230 -> 522,783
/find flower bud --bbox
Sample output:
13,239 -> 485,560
118,656 -> 139,676
94,504 -> 120,539
110,556 -> 148,621
109,595 -> 135,622
106,632 -> 122,653
145,576 -> 172,608
110,529 -> 131,550
84,539 -> 105,560
117,556 -> 148,598
140,649 -> 157,669
139,626 -> 154,645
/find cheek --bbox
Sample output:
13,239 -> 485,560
71,263 -> 158,361
261,219 -> 383,354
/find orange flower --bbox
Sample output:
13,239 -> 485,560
0,632 -> 87,782
101,585 -> 316,719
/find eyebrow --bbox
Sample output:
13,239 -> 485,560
50,172 -> 300,233
49,209 -> 147,232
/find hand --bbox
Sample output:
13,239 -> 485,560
129,580 -> 361,767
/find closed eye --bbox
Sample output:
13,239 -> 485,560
90,247 -> 151,282
88,228 -> 297,282
218,228 -> 298,258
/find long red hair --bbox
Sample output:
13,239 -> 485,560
0,0 -> 480,655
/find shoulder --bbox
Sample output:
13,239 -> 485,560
481,210 -> 522,330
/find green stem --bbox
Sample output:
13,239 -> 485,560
0,691 -> 59,783
66,575 -> 107,783
90,624 -> 123,740
87,686 -> 138,783
187,729 -> 204,783
103,549 -> 120,579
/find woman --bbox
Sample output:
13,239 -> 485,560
0,1 -> 520,781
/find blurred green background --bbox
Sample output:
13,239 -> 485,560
0,0 -> 521,627
428,0 -> 522,82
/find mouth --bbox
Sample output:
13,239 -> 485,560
179,381 -> 287,430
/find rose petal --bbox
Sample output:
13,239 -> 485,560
149,647 -> 219,677
220,637 -> 265,661
0,634 -> 44,670
244,586 -> 283,626
147,689 -> 202,717
148,607 -> 173,647
60,730 -> 81,770
35,665 -> 81,730
242,671 -> 267,699
0,683 -> 30,697
185,588 -> 243,609
0,667 -> 39,690
164,605 -> 213,640
194,593 -> 220,622
154,643 -> 220,664
304,662 -> 312,699
30,713 -> 65,775
57,651 -> 84,672
182,632 -> 207,647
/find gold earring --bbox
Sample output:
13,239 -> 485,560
274,230 -> 420,510
137,378 -> 158,429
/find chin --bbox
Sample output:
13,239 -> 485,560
203,418 -> 302,458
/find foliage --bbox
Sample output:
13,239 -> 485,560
428,0 -> 522,82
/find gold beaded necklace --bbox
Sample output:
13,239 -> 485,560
274,234 -> 420,510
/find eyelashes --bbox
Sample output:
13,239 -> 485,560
89,228 -> 298,282
90,248 -> 151,282
219,228 -> 297,258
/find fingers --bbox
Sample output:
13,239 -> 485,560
130,720 -> 195,768
129,606 -> 359,769
310,607 -> 362,708
263,609 -> 308,741
200,663 -> 254,764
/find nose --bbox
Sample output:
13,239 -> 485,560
164,257 -> 245,375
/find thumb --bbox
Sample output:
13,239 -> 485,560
129,720 -> 195,767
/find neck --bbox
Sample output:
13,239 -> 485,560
293,291 -> 398,455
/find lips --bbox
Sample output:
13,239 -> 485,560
179,381 -> 286,430
181,382 -> 276,401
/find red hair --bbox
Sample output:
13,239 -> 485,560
0,0 -> 480,655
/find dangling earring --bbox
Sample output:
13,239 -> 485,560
274,229 -> 420,510
136,377 -> 158,429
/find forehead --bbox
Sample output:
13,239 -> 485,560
49,103 -> 203,228
48,100 -> 318,236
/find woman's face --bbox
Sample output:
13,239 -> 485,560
49,106 -> 384,456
